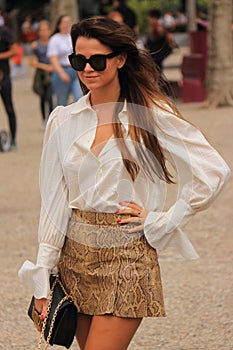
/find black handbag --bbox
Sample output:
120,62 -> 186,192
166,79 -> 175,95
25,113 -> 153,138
32,68 -> 51,96
28,274 -> 78,349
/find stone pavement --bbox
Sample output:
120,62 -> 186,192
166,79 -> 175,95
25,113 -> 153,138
0,54 -> 232,350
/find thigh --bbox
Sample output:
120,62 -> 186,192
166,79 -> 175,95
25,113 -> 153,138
83,315 -> 142,350
51,72 -> 69,106
1,76 -> 13,109
44,84 -> 53,101
70,70 -> 82,101
76,314 -> 93,350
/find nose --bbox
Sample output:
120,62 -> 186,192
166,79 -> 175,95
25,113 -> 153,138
84,62 -> 94,72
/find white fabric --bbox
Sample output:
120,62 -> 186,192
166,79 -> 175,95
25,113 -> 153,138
18,93 -> 230,298
47,33 -> 72,66
18,261 -> 51,298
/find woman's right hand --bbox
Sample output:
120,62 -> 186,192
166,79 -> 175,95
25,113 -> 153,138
60,71 -> 70,83
34,297 -> 50,332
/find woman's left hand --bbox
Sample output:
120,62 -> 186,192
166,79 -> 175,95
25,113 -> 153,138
116,201 -> 149,233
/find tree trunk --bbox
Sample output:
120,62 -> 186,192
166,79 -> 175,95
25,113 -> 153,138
186,0 -> 197,32
50,0 -> 79,29
206,0 -> 233,107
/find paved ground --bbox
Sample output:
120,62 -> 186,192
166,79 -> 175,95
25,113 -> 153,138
0,53 -> 233,350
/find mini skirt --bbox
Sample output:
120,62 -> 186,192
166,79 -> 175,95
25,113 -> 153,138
58,209 -> 166,318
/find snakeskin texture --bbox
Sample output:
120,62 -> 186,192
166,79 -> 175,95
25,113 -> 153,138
58,210 -> 166,318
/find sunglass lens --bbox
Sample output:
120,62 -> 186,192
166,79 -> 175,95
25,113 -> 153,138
90,56 -> 106,71
69,54 -> 109,71
70,55 -> 86,71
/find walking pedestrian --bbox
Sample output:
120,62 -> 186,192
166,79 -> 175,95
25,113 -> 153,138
113,0 -> 138,35
11,39 -> 26,79
47,15 -> 82,106
0,24 -> 18,149
107,10 -> 124,24
20,15 -> 38,55
0,9 -> 4,27
19,16 -> 230,350
29,20 -> 53,128
146,9 -> 176,72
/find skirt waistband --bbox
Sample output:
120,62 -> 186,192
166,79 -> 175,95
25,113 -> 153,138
72,209 -> 131,226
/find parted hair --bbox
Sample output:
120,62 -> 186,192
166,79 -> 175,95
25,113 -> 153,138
71,16 -> 178,183
52,15 -> 67,35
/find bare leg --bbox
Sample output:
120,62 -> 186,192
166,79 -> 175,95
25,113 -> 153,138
83,315 -> 142,350
76,314 -> 93,350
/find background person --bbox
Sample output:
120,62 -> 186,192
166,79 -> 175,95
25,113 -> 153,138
146,9 -> 176,73
20,15 -> 38,55
0,24 -> 18,149
163,10 -> 176,32
19,16 -> 230,350
175,9 -> 187,32
11,39 -> 26,79
113,0 -> 138,35
47,15 -> 82,106
0,8 -> 5,27
29,20 -> 53,128
107,10 -> 124,23
109,5 -> 143,49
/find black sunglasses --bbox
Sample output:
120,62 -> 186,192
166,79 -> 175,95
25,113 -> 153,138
68,52 -> 118,71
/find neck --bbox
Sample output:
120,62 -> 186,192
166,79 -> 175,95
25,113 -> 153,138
90,85 -> 121,106
90,85 -> 121,124
40,38 -> 49,45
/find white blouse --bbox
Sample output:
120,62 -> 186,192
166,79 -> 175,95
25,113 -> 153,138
18,93 -> 230,298
47,33 -> 72,66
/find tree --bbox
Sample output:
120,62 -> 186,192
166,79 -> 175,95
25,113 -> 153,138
50,0 -> 78,28
206,0 -> 233,107
186,0 -> 197,32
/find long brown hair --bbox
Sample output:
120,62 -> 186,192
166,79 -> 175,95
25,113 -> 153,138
52,15 -> 67,35
71,16 -> 179,183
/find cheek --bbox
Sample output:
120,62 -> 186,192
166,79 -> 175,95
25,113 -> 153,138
77,72 -> 84,81
105,61 -> 119,76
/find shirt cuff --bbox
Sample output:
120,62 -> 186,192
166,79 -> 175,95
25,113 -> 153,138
36,242 -> 61,269
144,199 -> 198,259
18,260 -> 51,298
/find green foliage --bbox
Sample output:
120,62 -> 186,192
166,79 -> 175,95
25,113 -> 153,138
128,0 -> 160,33
128,0 -> 209,33
197,0 -> 209,11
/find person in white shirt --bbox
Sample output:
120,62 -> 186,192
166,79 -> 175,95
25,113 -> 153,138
19,16 -> 230,350
0,11 -> 4,27
47,15 -> 82,106
163,10 -> 176,32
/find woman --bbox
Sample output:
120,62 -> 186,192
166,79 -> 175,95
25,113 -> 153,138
47,15 -> 82,106
29,20 -> 53,127
107,10 -> 124,23
146,9 -> 176,72
19,17 -> 230,350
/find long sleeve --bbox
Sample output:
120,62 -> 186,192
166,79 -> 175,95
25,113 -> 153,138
37,106 -> 70,268
18,106 -> 71,297
144,107 -> 231,259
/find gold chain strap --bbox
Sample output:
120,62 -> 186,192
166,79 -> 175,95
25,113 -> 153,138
36,275 -> 70,350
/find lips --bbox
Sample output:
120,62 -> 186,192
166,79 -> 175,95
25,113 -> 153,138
84,76 -> 99,79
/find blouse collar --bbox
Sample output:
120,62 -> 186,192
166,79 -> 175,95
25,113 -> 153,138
71,92 -> 129,133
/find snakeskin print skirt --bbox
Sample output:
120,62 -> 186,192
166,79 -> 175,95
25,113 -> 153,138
58,210 -> 166,318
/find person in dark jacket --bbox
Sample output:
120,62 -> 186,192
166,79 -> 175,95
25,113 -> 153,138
0,24 -> 18,149
113,0 -> 138,34
146,9 -> 174,72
